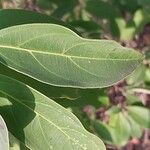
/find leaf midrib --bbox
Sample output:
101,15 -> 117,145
0,45 -> 141,61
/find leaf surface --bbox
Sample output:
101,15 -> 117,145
128,106 -> 150,128
0,74 -> 105,150
0,9 -> 75,32
0,24 -> 143,88
107,113 -> 131,146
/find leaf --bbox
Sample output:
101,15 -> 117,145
0,9 -> 76,32
0,115 -> 9,150
128,106 -> 150,128
93,121 -> 113,143
0,63 -> 103,108
9,132 -> 29,150
37,0 -> 52,9
106,106 -> 121,115
93,112 -> 131,146
86,0 -> 121,19
114,9 -> 150,40
125,92 -> 141,105
108,112 -> 131,146
51,0 -> 77,19
126,115 -> 142,138
93,111 -> 143,146
0,24 -> 143,88
69,20 -> 101,38
0,74 -> 105,150
138,0 -> 150,7
126,64 -> 146,86
116,0 -> 139,13
85,0 -> 122,38
145,68 -> 150,83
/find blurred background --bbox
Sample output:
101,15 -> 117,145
0,0 -> 150,150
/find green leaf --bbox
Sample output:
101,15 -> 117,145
93,121 -> 113,143
126,115 -> 142,138
0,9 -> 76,32
86,0 -> 121,19
125,92 -> 141,105
0,63 -> 103,108
9,132 -> 29,150
106,106 -> 121,115
145,68 -> 150,82
108,113 -> 131,146
0,24 -> 143,88
0,74 -> 105,150
51,0 -> 77,19
0,115 -> 9,150
128,106 -> 150,128
93,111 -> 143,145
126,64 -> 146,86
69,20 -> 101,38
138,0 -> 150,7
115,0 -> 139,13
115,9 -> 150,40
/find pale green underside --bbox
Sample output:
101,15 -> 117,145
0,24 -> 143,88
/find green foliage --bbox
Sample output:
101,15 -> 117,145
128,106 -> 150,128
0,0 -> 150,149
92,106 -> 146,147
0,24 -> 143,88
0,9 -> 76,32
0,74 -> 105,150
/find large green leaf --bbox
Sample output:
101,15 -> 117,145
0,115 -> 9,150
0,74 -> 105,150
0,24 -> 143,88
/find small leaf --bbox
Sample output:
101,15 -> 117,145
93,121 -> 113,143
145,68 -> 150,82
0,115 -> 9,150
108,113 -> 131,146
106,106 -> 121,115
0,24 -> 143,88
0,74 -> 105,150
128,106 -> 150,128
125,92 -> 141,105
126,115 -> 142,138
126,64 -> 146,85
